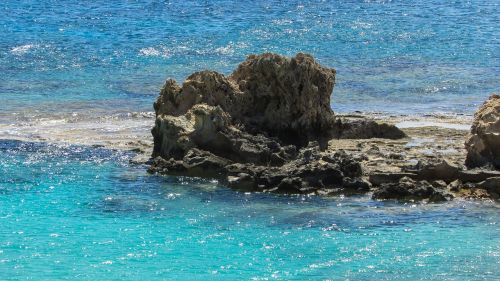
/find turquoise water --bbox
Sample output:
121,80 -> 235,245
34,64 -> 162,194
1,140 -> 499,280
1,1 -> 500,280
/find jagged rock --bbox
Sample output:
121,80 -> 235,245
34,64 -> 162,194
152,104 -> 293,165
149,143 -> 362,194
447,179 -> 462,192
457,169 -> 500,183
230,53 -> 338,146
342,178 -> 371,192
465,94 -> 500,169
181,148 -> 231,178
432,180 -> 448,188
373,177 -> 452,202
153,72 -> 244,117
149,53 -> 409,196
153,53 -> 341,148
227,173 -> 256,191
153,53 -> 404,152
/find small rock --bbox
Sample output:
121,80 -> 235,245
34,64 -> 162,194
368,172 -> 418,186
227,173 -> 256,191
373,177 -> 451,202
477,177 -> 500,199
342,178 -> 371,192
447,179 -> 462,192
432,180 -> 447,188
276,177 -> 306,194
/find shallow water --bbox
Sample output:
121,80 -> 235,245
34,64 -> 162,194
0,140 -> 499,280
1,1 -> 500,279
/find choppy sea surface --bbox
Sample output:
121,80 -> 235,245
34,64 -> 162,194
1,1 -> 499,280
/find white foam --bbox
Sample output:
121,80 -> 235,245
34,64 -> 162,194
215,45 -> 234,55
139,47 -> 161,57
139,47 -> 171,58
10,44 -> 37,55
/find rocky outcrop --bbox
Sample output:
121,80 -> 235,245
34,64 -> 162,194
336,119 -> 407,139
465,94 -> 500,169
150,53 -> 406,196
148,53 -> 498,201
153,53 -> 341,149
368,159 -> 500,202
149,101 -> 368,194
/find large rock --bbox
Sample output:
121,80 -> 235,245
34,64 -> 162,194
465,94 -> 500,169
150,53 -> 405,195
229,53 -> 337,146
153,53 -> 338,148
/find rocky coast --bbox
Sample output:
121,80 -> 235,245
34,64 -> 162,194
147,53 -> 500,202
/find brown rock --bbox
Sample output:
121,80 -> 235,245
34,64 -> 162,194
337,119 -> 406,139
368,172 -> 418,186
153,53 -> 339,149
465,94 -> 500,169
230,53 -> 338,146
149,53 -> 408,196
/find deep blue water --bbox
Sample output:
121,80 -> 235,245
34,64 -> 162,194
1,1 -> 499,280
1,0 -> 498,117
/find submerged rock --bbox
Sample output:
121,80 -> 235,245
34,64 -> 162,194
465,94 -> 500,169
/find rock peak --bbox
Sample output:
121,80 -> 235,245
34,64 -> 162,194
153,53 -> 338,150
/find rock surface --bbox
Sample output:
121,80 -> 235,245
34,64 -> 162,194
465,94 -> 500,169
150,53 -> 406,196
148,53 -> 498,202
153,53 -> 342,149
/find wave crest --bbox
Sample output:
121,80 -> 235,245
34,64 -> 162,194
10,44 -> 38,55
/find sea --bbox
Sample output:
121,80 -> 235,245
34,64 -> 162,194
0,1 -> 499,280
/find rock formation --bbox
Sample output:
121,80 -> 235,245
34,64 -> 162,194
465,94 -> 500,169
148,53 -> 498,201
153,53 -> 339,150
150,53 -> 404,195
